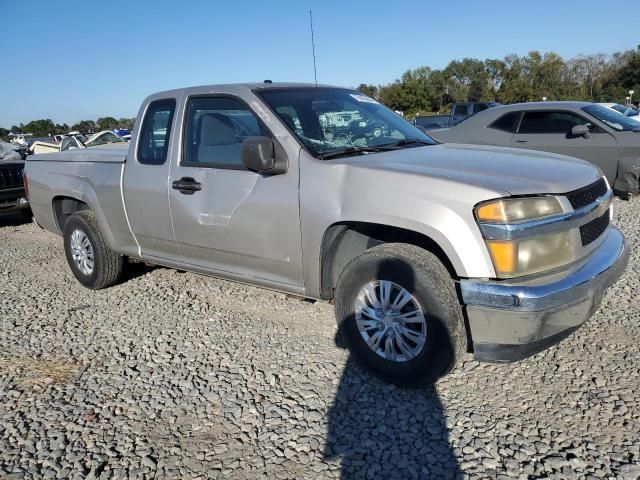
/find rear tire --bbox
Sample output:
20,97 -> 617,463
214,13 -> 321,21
63,210 -> 123,289
334,243 -> 466,386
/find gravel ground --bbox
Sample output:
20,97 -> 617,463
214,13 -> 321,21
1,198 -> 639,480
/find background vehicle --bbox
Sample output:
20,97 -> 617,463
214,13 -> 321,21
0,159 -> 30,219
25,84 -> 628,386
598,103 -> 640,123
31,131 -> 124,154
113,128 -> 131,141
431,101 -> 640,195
414,102 -> 501,131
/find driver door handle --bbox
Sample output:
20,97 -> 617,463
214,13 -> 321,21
515,140 -> 528,143
172,177 -> 202,195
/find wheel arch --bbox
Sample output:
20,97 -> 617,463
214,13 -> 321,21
52,196 -> 90,233
319,221 -> 458,301
51,194 -> 120,252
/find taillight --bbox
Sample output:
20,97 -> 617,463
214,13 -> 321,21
23,170 -> 29,198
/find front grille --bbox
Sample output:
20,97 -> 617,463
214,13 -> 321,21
580,212 -> 609,246
566,178 -> 608,210
0,165 -> 24,190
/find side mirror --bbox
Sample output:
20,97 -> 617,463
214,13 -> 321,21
571,124 -> 591,138
241,136 -> 287,174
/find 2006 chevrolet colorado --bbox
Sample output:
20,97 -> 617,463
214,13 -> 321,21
25,83 -> 629,386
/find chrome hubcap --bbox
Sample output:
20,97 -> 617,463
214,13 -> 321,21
354,280 -> 427,362
70,229 -> 94,275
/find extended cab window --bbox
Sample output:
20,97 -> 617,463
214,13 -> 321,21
183,97 -> 268,169
518,111 -> 589,134
137,99 -> 176,165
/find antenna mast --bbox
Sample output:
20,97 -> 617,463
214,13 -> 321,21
309,10 -> 318,86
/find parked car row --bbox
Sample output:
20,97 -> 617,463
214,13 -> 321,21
24,83 -> 629,386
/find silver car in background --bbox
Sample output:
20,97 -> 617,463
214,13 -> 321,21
431,102 -> 640,195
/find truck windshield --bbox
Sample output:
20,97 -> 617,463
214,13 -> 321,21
257,87 -> 436,158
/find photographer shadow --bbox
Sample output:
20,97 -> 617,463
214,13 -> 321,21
324,257 -> 461,479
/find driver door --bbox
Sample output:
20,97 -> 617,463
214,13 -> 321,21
168,95 -> 304,288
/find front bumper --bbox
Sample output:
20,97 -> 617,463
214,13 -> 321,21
459,227 -> 628,362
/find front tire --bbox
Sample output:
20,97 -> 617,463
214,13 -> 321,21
63,210 -> 123,289
334,243 -> 466,386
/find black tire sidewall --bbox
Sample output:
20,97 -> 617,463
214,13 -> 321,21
335,245 -> 461,386
63,214 -> 102,288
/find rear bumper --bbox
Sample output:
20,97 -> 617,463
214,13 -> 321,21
459,227 -> 628,362
0,188 -> 29,212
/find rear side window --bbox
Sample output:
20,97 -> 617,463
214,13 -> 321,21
489,112 -> 520,132
182,96 -> 269,169
137,99 -> 176,165
518,111 -> 588,134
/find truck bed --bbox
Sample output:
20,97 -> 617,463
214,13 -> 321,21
25,145 -> 137,256
28,144 -> 128,164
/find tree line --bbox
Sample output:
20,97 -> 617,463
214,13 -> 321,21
0,116 -> 135,139
357,45 -> 640,118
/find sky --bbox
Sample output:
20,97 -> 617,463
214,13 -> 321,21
1,0 -> 638,127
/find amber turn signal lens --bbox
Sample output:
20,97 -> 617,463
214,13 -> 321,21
476,202 -> 506,222
486,240 -> 516,275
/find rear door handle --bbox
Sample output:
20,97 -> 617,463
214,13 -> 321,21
172,177 -> 202,195
515,140 -> 528,143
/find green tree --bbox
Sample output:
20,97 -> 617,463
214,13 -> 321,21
97,117 -> 119,131
356,84 -> 378,98
20,119 -> 56,137
71,120 -> 98,133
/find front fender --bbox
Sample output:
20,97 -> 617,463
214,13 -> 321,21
299,154 -> 506,298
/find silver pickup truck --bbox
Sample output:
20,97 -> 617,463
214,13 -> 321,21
25,83 -> 629,386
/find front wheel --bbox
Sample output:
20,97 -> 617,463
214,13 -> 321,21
334,243 -> 466,386
63,210 -> 123,289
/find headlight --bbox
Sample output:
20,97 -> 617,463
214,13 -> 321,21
476,197 -> 562,223
476,197 -> 575,278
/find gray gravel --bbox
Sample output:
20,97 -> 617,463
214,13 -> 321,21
1,197 -> 639,480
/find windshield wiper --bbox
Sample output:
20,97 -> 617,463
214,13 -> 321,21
376,138 -> 433,149
320,146 -> 385,160
319,139 -> 432,159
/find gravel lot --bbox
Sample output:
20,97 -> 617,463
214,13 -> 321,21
1,197 -> 639,480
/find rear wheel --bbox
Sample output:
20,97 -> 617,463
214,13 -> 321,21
63,210 -> 123,289
334,243 -> 466,386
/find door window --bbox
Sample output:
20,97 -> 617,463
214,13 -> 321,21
518,111 -> 589,134
183,97 -> 269,169
137,99 -> 176,165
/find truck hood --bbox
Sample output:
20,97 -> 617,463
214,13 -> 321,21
342,143 -> 602,195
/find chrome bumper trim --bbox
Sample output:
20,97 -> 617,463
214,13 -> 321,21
460,226 -> 628,312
